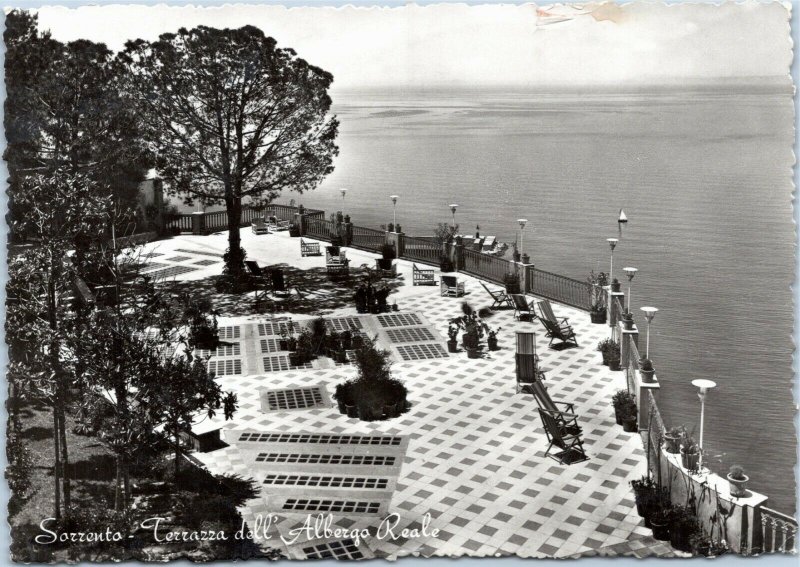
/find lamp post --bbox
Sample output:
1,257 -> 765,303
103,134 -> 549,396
340,188 -> 348,203
640,306 -> 658,358
623,267 -> 638,313
390,195 -> 399,228
450,204 -> 459,229
518,218 -> 528,261
691,379 -> 717,472
607,238 -> 618,283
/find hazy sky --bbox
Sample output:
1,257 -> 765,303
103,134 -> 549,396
31,2 -> 792,90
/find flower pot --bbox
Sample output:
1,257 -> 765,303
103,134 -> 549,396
601,351 -> 610,366
640,369 -> 655,383
590,311 -> 607,324
466,347 -> 480,359
487,338 -> 499,351
345,404 -> 358,418
613,406 -> 624,425
669,522 -> 693,552
622,415 -> 638,432
727,473 -> 749,498
447,340 -> 459,353
650,517 -> 670,541
611,280 -> 621,292
663,433 -> 681,454
621,317 -> 634,331
382,403 -> 398,419
681,449 -> 700,472
608,358 -> 621,371
336,398 -> 347,414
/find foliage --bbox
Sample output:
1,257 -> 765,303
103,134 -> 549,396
449,302 -> 490,351
681,432 -> 700,454
381,243 -> 397,260
432,222 -> 458,247
639,357 -> 654,371
597,338 -> 617,353
6,433 -> 34,497
728,465 -> 746,480
122,25 -> 339,275
503,272 -> 519,285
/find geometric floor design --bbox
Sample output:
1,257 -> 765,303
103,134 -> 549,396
193,272 -> 651,559
142,231 -> 655,559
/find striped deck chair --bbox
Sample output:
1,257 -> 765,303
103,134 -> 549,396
515,332 -> 543,393
510,294 -> 536,321
538,408 -> 588,465
536,299 -> 570,326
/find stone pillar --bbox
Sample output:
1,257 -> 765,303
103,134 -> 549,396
449,237 -> 465,271
609,291 -> 625,329
384,231 -> 404,257
342,220 -> 353,246
638,376 -> 660,432
297,212 -> 307,236
519,262 -> 535,294
191,211 -> 206,235
618,321 -> 639,370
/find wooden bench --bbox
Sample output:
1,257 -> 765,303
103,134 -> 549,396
300,238 -> 321,257
413,264 -> 435,286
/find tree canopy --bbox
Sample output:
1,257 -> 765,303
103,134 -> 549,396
121,25 -> 339,275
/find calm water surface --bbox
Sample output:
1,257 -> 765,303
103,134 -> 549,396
267,86 -> 796,512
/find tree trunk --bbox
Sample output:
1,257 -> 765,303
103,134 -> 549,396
58,404 -> 71,509
225,195 -> 244,277
52,408 -> 61,521
174,430 -> 181,480
114,455 -> 123,512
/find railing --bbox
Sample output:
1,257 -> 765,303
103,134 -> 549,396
461,248 -> 511,285
204,210 -> 228,232
527,267 -> 592,311
758,508 -> 797,554
266,203 -> 299,222
402,235 -> 441,266
167,214 -> 193,233
350,225 -> 384,253
305,217 -> 336,242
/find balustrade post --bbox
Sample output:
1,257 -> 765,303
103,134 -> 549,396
451,236 -> 465,271
297,212 -> 307,236
518,261 -> 535,294
191,211 -> 206,235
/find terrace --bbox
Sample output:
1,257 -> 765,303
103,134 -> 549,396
138,225 -> 687,559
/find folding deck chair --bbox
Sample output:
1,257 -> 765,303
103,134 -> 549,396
480,281 -> 510,309
510,294 -> 536,321
540,318 -> 578,349
538,408 -> 588,465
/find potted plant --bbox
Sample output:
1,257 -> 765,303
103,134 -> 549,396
649,505 -> 672,541
504,272 -> 521,294
439,255 -> 454,273
487,327 -> 501,351
378,243 -> 396,271
631,476 -> 657,520
288,222 -> 301,237
621,401 -> 638,432
387,222 -> 394,233
668,505 -> 699,552
607,342 -> 621,371
612,390 -> 633,425
463,325 -> 481,359
639,357 -> 655,382
727,465 -> 749,497
620,311 -> 634,331
590,301 -> 607,324
610,277 -> 621,292
663,426 -> 682,454
512,243 -> 521,263
447,323 -> 459,353
597,338 -> 615,365
680,433 -> 701,472
333,380 -> 353,414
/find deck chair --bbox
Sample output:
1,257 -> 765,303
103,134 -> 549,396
480,282 -> 510,309
413,264 -> 436,286
537,299 -> 570,326
300,238 -> 321,257
440,275 -> 465,297
510,294 -> 536,321
270,268 -> 291,299
538,408 -> 588,465
529,381 -> 581,435
326,246 -> 350,276
251,218 -> 269,235
515,331 -> 541,393
540,318 -> 578,349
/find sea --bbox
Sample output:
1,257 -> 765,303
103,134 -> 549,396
190,84 -> 798,513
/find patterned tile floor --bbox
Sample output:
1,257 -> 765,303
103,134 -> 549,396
146,232 -> 658,559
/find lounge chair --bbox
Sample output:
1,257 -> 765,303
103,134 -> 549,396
540,318 -> 578,349
251,218 -> 269,235
528,381 -> 581,435
440,275 -> 465,297
413,264 -> 436,286
270,268 -> 291,299
480,282 -> 510,309
538,408 -> 589,465
515,331 -> 542,393
326,246 -> 349,277
536,299 -> 570,327
300,238 -> 321,257
266,216 -> 290,231
510,294 -> 536,321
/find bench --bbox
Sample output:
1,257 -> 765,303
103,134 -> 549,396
413,264 -> 436,286
300,238 -> 321,257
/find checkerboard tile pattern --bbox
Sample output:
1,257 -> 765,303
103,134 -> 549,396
193,270 -> 652,559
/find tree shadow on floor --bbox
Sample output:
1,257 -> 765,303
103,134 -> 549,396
159,264 -> 406,317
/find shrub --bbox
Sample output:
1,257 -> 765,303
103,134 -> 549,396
729,465 -> 746,480
6,434 -> 33,497
640,358 -> 654,371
